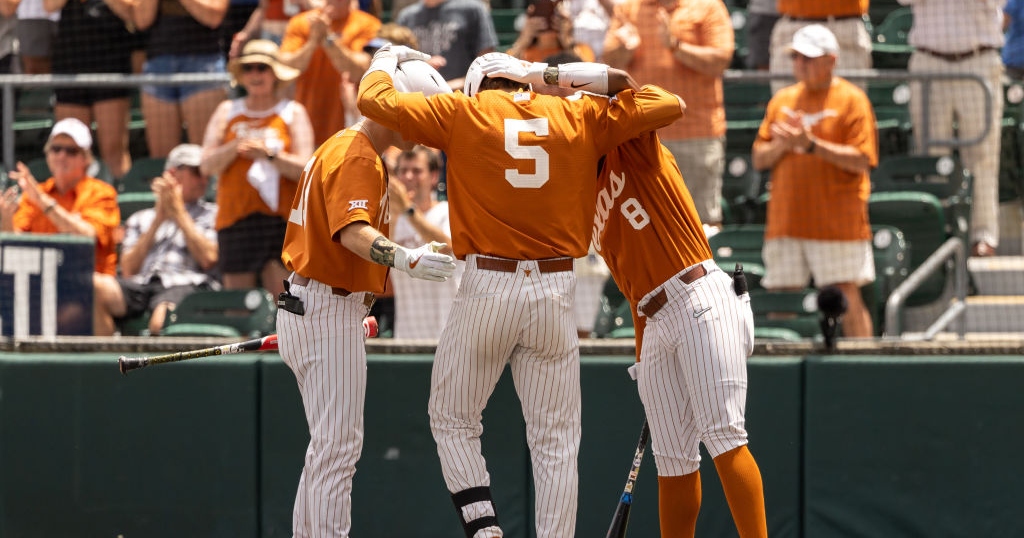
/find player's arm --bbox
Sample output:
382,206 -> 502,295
337,222 -> 457,282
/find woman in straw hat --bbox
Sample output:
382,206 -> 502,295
200,39 -> 315,299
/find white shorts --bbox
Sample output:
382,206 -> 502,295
762,237 -> 875,289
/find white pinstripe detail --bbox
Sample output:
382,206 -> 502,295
429,255 -> 581,538
635,262 -> 755,476
277,277 -> 373,537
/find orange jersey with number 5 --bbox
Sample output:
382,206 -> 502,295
280,129 -> 390,292
358,72 -> 684,260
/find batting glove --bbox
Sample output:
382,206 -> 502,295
552,62 -> 609,94
394,241 -> 457,282
480,56 -> 548,86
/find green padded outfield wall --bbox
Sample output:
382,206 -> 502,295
0,353 -> 261,538
0,353 -> 803,538
803,356 -> 1024,538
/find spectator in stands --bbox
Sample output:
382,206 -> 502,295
564,0 -> 612,59
751,24 -> 877,338
47,0 -> 136,180
1005,0 -> 1024,80
768,0 -> 872,93
602,0 -> 733,236
93,144 -> 220,336
900,0 -> 1004,257
387,145 -> 463,339
0,119 -> 120,334
745,0 -> 779,70
132,0 -> 229,158
394,0 -> 498,90
222,0 -> 261,60
506,0 -> 595,63
228,0 -> 319,57
201,39 -> 314,299
0,3 -> 15,74
14,0 -> 59,74
278,0 -> 379,145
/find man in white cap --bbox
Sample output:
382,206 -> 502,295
1,118 -> 120,269
752,24 -> 879,338
93,143 -> 220,336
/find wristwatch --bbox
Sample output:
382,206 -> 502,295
404,206 -> 415,217
267,148 -> 277,161
806,139 -> 817,154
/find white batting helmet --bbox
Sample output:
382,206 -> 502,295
463,52 -> 520,97
393,59 -> 452,96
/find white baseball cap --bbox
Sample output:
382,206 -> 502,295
48,118 -> 93,150
790,24 -> 839,58
165,143 -> 203,171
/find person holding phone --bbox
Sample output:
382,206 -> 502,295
506,0 -> 596,62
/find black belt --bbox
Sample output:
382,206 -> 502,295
917,46 -> 999,62
787,14 -> 862,22
290,273 -> 375,308
638,264 -> 709,318
474,256 -> 575,273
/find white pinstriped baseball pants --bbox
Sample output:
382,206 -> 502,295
277,276 -> 374,538
634,261 -> 755,476
429,255 -> 581,538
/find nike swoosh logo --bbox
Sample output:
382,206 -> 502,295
693,306 -> 712,318
408,255 -> 422,269
570,81 -> 591,88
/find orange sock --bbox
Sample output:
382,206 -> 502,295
658,472 -> 701,537
713,445 -> 768,538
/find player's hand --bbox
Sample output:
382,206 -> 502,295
394,241 -> 457,282
372,43 -> 431,64
480,56 -> 547,86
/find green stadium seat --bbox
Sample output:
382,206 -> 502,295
117,191 -> 156,221
591,276 -> 632,338
864,225 -> 910,335
750,288 -> 821,339
722,153 -> 764,224
162,288 -> 278,338
1000,80 -> 1024,202
870,154 -> 972,245
724,81 -> 771,153
868,191 -> 949,307
728,6 -> 748,69
868,80 -> 913,157
491,8 -> 522,51
117,157 -> 166,193
871,7 -> 913,69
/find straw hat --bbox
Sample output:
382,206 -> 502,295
228,39 -> 300,84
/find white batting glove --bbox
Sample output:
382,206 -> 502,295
391,45 -> 431,63
394,241 -> 457,282
480,56 -> 548,86
554,62 -> 609,94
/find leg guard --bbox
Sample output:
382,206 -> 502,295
451,486 -> 501,538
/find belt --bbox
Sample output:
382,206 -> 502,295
917,46 -> 999,62
787,14 -> 862,22
638,264 -> 709,318
290,274 -> 375,308
474,256 -> 575,273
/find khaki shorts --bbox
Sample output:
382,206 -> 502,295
662,137 -> 725,225
762,237 -> 875,289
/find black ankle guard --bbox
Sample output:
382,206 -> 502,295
451,486 -> 500,538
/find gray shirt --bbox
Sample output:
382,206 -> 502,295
122,200 -> 219,288
396,0 -> 498,81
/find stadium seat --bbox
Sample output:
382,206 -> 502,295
724,81 -> 771,153
999,80 -> 1024,203
870,154 -> 972,245
728,6 -> 748,69
721,153 -> 764,225
871,7 -> 913,69
117,157 -> 166,193
162,288 -> 278,338
117,192 -> 156,221
868,191 -> 950,307
749,288 -> 821,339
591,276 -> 632,338
491,8 -> 522,50
868,80 -> 913,157
864,225 -> 910,335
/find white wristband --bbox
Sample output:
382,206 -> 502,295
557,62 -> 609,94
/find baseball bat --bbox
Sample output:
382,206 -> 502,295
118,334 -> 279,375
605,419 -> 651,538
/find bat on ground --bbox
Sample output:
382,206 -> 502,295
118,334 -> 279,375
606,419 -> 651,538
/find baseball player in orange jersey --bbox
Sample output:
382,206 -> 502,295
358,46 -> 684,537
276,56 -> 457,538
490,60 -> 768,537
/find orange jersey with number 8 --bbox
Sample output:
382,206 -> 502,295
358,72 -> 684,260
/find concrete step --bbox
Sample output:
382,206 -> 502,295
964,295 -> 1024,333
968,256 -> 1024,295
